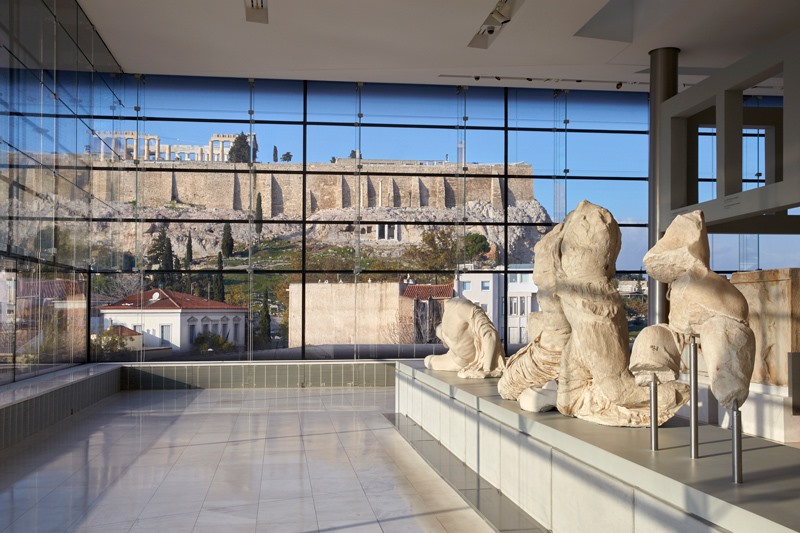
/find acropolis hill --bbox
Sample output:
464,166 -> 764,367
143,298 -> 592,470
8,133 -> 550,263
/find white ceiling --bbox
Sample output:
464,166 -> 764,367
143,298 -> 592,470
78,0 -> 800,94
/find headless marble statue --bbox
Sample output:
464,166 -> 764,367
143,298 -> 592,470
629,210 -> 755,408
424,297 -> 506,379
499,200 -> 690,426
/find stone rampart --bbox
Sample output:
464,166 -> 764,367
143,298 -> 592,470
10,155 -> 534,218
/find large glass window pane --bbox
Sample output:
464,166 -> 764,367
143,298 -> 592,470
562,91 -> 649,131
564,179 -> 648,224
142,75 -> 250,120
254,79 -> 304,122
564,132 -> 648,178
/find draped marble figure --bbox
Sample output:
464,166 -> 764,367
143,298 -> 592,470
499,200 -> 690,427
424,297 -> 506,379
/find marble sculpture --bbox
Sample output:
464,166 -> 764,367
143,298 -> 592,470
499,200 -> 689,426
424,297 -> 506,378
629,210 -> 755,409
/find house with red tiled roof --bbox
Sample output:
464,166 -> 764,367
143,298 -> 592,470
100,289 -> 248,352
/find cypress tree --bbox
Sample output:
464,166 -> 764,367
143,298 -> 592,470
221,222 -> 234,258
211,252 -> 226,302
254,193 -> 263,238
185,233 -> 193,266
258,288 -> 271,347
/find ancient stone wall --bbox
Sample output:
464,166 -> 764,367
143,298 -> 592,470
10,155 -> 534,218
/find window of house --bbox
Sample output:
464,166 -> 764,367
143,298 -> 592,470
508,273 -> 518,283
160,325 -> 171,346
233,323 -> 239,343
520,296 -> 526,316
481,304 -> 488,313
189,324 -> 196,344
481,281 -> 490,291
509,297 -> 518,316
222,323 -> 229,340
461,281 -> 472,291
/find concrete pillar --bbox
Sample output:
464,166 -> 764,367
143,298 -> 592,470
156,138 -> 161,160
209,141 -> 214,161
648,47 -> 680,325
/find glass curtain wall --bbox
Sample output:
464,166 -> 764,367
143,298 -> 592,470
3,0 -> 792,381
1,0 -> 124,382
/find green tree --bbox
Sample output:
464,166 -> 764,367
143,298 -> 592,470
193,331 -> 234,354
254,192 -> 263,238
91,328 -> 134,361
465,233 -> 490,261
211,252 -> 225,302
184,232 -> 193,266
405,228 -> 457,272
272,145 -> 278,163
280,151 -> 293,162
228,132 -> 252,163
258,288 -> 271,348
221,222 -> 234,258
146,227 -> 168,266
146,227 -> 176,288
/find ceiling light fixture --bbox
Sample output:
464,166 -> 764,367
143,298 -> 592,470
468,0 -> 524,49
244,0 -> 268,24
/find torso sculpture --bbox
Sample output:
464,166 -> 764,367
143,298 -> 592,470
499,200 -> 690,426
629,210 -> 755,408
424,297 -> 506,379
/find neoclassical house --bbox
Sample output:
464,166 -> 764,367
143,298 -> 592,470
100,289 -> 248,352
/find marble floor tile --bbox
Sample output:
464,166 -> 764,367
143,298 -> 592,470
0,387 -> 491,533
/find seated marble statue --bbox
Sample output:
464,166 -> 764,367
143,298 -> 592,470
499,200 -> 690,426
424,297 -> 506,379
629,210 -> 755,409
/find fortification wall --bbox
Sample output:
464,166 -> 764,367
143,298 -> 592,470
10,155 -> 534,217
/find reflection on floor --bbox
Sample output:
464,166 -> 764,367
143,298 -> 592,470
390,413 -> 547,533
0,388 -> 494,533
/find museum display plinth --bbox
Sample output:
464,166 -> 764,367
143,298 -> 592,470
397,360 -> 800,533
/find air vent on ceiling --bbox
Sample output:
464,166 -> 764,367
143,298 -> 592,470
245,0 -> 268,24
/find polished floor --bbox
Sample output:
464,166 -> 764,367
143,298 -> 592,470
0,388 -> 495,532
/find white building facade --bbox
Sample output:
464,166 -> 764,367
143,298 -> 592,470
100,289 -> 248,353
455,264 -> 538,345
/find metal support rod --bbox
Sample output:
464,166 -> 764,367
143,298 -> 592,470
650,373 -> 659,451
690,336 -> 699,459
732,399 -> 743,484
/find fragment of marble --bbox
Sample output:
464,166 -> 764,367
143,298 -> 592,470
424,297 -> 505,378
502,200 -> 689,426
498,225 -> 569,400
518,380 -> 558,412
630,210 -> 755,409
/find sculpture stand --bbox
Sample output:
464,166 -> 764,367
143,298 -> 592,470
732,399 -> 743,484
690,335 -> 699,459
650,373 -> 658,451
684,335 -> 744,483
